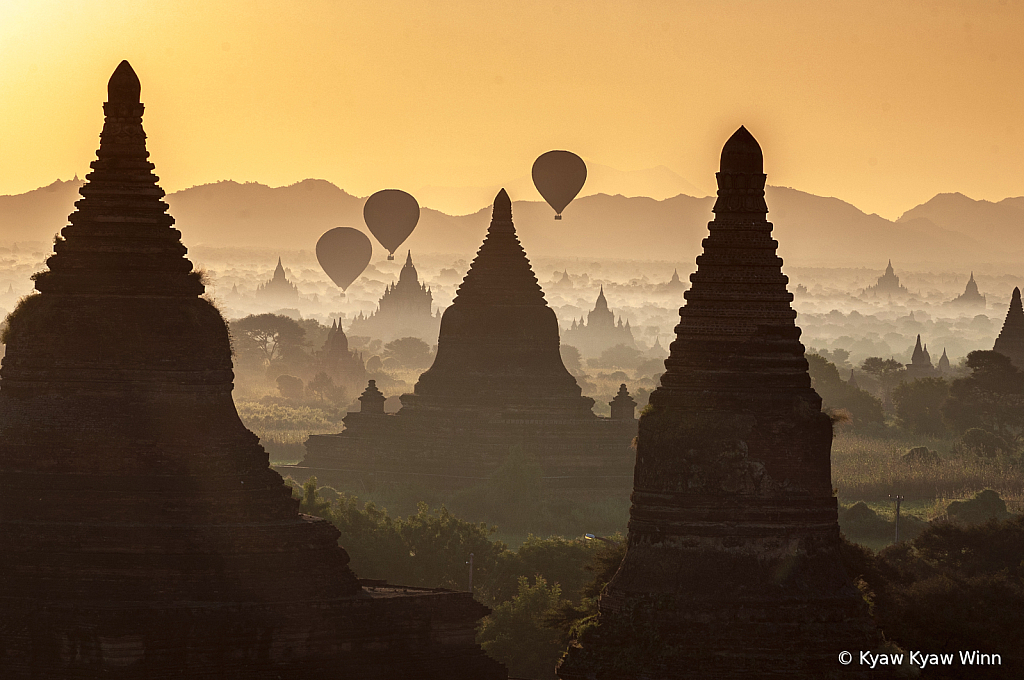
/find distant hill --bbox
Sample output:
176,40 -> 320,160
0,179 -> 84,243
0,178 -> 1003,266
897,192 -> 1024,255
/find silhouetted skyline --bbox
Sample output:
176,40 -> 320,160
1,2 -> 1022,218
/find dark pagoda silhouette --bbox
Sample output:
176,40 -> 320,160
558,127 -> 878,679
863,259 -> 908,297
562,287 -> 636,358
256,256 -> 300,305
993,287 -> 1024,369
0,61 -> 502,680
348,250 -> 441,343
904,334 -> 937,379
298,190 -> 636,490
316,318 -> 367,390
949,271 -> 986,308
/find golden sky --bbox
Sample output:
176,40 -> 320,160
0,0 -> 1022,218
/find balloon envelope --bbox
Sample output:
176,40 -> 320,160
316,227 -> 372,291
363,189 -> 420,258
532,150 -> 587,219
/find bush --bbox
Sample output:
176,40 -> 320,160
945,489 -> 1010,525
477,576 -> 568,680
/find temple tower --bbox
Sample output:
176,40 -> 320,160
256,256 -> 300,304
558,127 -> 877,679
993,287 -> 1024,369
401,190 -> 595,418
0,62 -> 501,679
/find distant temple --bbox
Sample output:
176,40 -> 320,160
655,268 -> 687,296
937,348 -> 951,374
993,287 -> 1024,369
256,257 -> 300,304
552,269 -> 573,290
318,319 -> 367,390
561,287 -> 636,357
949,271 -> 986,307
558,127 -> 878,678
0,61 -> 502,679
864,259 -> 908,297
296,191 -> 637,491
904,334 -> 938,379
348,251 -> 441,343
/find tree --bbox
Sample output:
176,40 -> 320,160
275,374 -> 304,400
307,371 -> 346,405
860,356 -> 906,410
382,336 -> 433,369
892,377 -> 950,436
942,350 -> 1024,447
560,344 -> 582,374
806,354 -> 883,426
588,344 -> 643,370
231,313 -> 306,364
477,576 -> 568,679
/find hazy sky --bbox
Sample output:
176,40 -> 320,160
1,0 -> 1021,218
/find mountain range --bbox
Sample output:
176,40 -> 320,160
1,178 -> 1021,267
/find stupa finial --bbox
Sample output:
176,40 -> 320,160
107,60 -> 141,104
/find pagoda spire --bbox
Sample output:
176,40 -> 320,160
993,287 -> 1024,368
559,126 -> 878,679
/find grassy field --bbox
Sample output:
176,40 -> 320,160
832,430 -> 1024,513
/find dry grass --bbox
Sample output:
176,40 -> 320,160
831,431 -> 1024,512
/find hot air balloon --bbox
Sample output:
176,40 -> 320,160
316,227 -> 372,291
532,150 -> 587,220
363,189 -> 420,260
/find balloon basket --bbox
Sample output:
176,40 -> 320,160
387,255 -> 394,260
554,214 -> 562,220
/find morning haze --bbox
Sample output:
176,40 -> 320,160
1,1 -> 1023,679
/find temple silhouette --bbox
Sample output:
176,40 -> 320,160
348,250 -> 441,343
316,319 -> 368,391
255,256 -> 300,305
863,259 -> 908,297
561,287 -> 637,358
558,127 -> 878,679
297,190 -> 637,491
993,287 -> 1024,369
904,334 -> 938,379
949,271 -> 986,307
0,62 -> 502,679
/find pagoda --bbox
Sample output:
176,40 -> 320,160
348,250 -> 440,343
937,348 -> 951,374
0,61 -> 502,679
949,271 -> 986,307
558,127 -> 878,679
317,319 -> 367,391
993,287 -> 1024,369
299,191 -> 636,491
904,334 -> 937,379
255,257 -> 300,305
864,259 -> 908,297
561,287 -> 636,358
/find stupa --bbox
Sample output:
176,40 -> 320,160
0,61 -> 502,679
864,259 -> 908,297
317,318 -> 367,390
558,127 -> 878,679
299,191 -> 636,491
904,334 -> 937,379
949,271 -> 986,307
561,287 -> 636,358
937,348 -> 951,374
256,257 -> 300,304
993,287 -> 1024,369
348,250 -> 440,343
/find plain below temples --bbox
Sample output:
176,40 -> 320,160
0,61 -> 503,680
